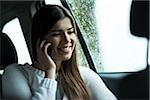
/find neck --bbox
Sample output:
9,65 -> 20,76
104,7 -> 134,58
55,60 -> 62,72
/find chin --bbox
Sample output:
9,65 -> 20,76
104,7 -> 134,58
62,54 -> 72,61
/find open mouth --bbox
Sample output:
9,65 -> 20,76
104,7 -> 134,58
59,46 -> 72,53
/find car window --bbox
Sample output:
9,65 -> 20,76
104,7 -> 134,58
2,18 -> 32,65
45,0 -> 62,5
66,0 -> 148,72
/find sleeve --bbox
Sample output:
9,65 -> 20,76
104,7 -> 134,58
80,67 -> 118,100
2,64 -> 57,100
31,78 -> 57,100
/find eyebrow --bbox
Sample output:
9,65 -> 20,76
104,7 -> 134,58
51,27 -> 74,32
67,27 -> 74,30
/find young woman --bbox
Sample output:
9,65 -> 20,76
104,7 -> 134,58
2,5 -> 117,100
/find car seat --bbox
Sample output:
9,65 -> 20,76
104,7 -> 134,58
0,32 -> 18,98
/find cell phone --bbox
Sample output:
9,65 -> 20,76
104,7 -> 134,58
40,37 -> 52,56
47,46 -> 52,56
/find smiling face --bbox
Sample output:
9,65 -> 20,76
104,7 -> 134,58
44,17 -> 77,62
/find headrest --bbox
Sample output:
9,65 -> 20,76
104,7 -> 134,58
0,33 -> 18,69
130,1 -> 149,38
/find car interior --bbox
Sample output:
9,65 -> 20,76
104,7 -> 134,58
0,0 -> 149,100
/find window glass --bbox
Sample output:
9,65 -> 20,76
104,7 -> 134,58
67,0 -> 148,72
2,18 -> 32,64
67,0 -> 102,72
45,0 -> 62,5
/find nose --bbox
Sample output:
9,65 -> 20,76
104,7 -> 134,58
63,32 -> 71,43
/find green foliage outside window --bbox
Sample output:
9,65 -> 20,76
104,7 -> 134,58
67,0 -> 103,72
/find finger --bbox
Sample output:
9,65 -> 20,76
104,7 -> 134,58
36,38 -> 42,57
36,39 -> 45,58
40,40 -> 46,49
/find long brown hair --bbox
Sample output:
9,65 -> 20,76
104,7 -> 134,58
31,5 -> 90,100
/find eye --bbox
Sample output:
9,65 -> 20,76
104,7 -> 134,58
68,31 -> 75,35
51,32 -> 61,36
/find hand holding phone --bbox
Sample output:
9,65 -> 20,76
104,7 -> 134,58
35,38 -> 56,79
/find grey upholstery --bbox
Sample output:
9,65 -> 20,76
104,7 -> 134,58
0,33 -> 18,98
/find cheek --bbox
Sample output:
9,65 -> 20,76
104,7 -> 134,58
44,35 -> 60,50
72,35 -> 77,44
50,39 -> 60,50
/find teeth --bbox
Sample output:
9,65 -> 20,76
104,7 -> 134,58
61,47 -> 71,52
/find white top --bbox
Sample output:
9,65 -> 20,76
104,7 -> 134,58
2,63 -> 117,100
